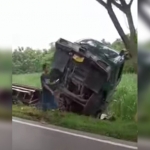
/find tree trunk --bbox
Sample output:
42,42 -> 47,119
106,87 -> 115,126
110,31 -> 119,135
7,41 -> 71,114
125,8 -> 137,72
129,40 -> 137,73
125,8 -> 136,42
107,6 -> 130,50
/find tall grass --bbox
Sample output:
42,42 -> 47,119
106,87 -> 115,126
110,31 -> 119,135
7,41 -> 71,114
110,74 -> 137,121
12,73 -> 137,121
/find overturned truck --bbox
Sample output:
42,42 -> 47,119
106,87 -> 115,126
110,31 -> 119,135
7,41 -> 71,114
49,38 -> 127,117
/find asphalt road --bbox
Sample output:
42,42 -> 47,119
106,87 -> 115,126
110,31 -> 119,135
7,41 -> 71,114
12,118 -> 138,150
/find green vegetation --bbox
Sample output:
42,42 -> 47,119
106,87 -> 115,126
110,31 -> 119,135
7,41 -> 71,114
12,73 -> 41,88
110,74 -> 137,120
13,105 -> 137,141
12,73 -> 137,141
12,47 -> 55,74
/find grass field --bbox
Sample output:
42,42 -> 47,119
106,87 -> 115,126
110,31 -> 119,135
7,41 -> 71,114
12,73 -> 137,141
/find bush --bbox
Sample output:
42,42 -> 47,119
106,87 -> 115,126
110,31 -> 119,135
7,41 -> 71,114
123,60 -> 135,73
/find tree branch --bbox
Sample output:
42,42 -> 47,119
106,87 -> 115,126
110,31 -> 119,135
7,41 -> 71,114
111,0 -> 124,11
129,0 -> 133,6
106,7 -> 130,50
96,0 -> 108,8
120,0 -> 127,6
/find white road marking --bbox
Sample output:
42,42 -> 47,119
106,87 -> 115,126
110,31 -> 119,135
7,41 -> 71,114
12,119 -> 137,149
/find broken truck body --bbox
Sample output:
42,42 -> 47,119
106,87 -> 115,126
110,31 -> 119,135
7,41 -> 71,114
49,38 -> 126,117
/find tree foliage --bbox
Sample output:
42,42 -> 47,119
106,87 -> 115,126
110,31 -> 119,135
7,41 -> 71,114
12,47 -> 55,74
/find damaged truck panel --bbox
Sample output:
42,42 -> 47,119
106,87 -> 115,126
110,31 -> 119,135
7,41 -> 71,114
49,38 -> 126,117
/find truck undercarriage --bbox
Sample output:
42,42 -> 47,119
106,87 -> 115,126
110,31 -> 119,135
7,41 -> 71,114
49,39 -> 110,116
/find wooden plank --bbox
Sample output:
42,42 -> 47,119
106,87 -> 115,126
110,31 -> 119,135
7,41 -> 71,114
12,86 -> 35,92
12,88 -> 31,94
12,84 -> 41,91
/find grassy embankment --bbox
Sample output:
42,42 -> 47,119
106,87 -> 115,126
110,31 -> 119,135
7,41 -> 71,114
12,73 -> 137,141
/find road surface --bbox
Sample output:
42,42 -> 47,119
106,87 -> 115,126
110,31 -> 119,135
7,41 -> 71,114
12,117 -> 138,150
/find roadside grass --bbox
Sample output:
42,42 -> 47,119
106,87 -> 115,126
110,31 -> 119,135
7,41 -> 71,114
12,73 -> 41,88
110,74 -> 137,121
12,105 -> 137,142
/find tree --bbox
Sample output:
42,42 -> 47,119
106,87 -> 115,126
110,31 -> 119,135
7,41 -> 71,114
111,38 -> 125,50
12,46 -> 55,74
96,0 -> 137,72
101,38 -> 111,47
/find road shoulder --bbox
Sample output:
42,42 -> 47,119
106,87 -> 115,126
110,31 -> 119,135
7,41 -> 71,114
13,117 -> 137,149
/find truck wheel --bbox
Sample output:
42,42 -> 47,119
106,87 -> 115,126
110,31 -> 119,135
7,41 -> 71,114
83,93 -> 104,117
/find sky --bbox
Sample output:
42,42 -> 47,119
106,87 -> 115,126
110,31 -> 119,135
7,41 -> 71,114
0,0 -> 140,50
